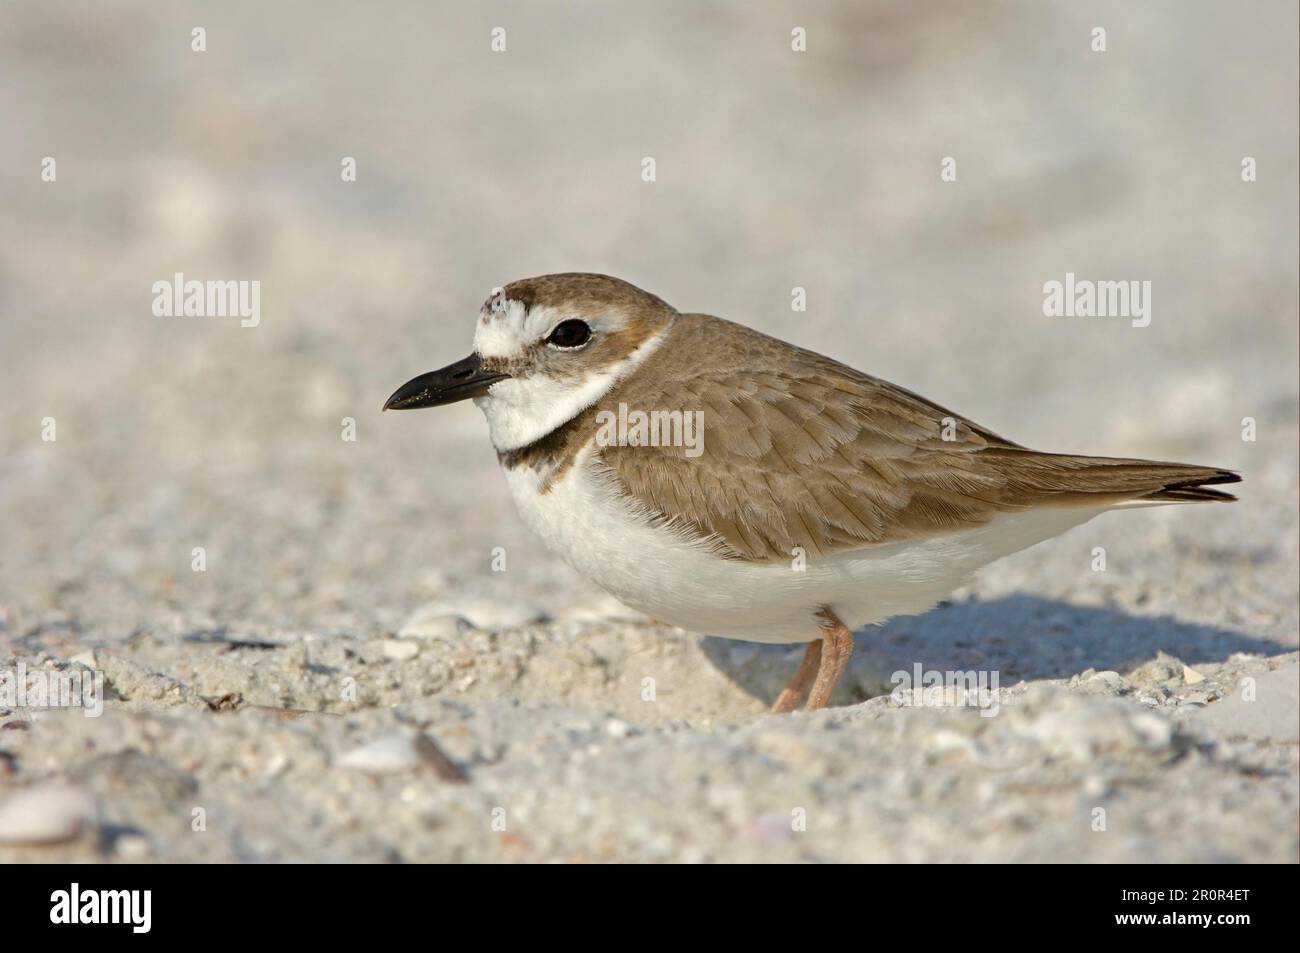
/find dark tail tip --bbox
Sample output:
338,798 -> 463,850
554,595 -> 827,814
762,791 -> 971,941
1145,468 -> 1241,503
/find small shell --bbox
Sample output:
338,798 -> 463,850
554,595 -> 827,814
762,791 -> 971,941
397,615 -> 467,641
0,784 -> 99,845
339,732 -> 468,781
403,596 -> 545,633
338,734 -> 422,774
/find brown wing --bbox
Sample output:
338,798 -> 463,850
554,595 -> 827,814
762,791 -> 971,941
595,314 -> 1238,563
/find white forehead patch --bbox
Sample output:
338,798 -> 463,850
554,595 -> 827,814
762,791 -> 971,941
474,297 -> 563,360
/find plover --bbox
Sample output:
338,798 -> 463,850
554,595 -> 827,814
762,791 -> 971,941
385,274 -> 1240,711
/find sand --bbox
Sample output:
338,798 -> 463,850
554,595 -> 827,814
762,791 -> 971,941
0,0 -> 1296,862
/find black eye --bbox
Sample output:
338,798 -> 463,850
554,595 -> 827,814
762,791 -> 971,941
546,320 -> 592,349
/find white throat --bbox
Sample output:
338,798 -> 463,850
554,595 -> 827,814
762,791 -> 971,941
475,324 -> 670,451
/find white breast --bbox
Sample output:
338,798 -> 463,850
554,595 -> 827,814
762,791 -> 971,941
503,445 -> 1110,644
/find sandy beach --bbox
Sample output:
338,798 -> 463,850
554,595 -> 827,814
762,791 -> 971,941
0,0 -> 1296,862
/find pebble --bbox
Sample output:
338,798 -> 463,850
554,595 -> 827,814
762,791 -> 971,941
0,785 -> 99,845
379,639 -> 419,662
69,649 -> 97,668
1084,671 -> 1125,693
927,729 -> 976,755
114,832 -> 153,859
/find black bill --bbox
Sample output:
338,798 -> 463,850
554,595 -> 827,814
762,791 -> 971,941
382,354 -> 509,411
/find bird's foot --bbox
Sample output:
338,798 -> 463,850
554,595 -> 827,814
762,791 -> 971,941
770,639 -> 821,713
769,608 -> 855,712
805,608 -> 854,710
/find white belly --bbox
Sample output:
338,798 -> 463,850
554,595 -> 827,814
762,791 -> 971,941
504,447 -> 1107,643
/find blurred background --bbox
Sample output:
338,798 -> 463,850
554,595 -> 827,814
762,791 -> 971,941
1,0 -> 1296,649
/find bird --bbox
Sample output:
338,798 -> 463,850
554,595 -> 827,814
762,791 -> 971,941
384,273 -> 1240,712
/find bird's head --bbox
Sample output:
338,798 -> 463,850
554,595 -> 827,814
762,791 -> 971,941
384,273 -> 676,450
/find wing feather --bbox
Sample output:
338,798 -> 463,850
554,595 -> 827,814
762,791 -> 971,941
591,314 -> 1237,562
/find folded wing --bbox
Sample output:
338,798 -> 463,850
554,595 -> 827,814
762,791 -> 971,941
597,316 -> 1238,563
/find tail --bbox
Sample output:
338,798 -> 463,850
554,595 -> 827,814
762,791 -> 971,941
984,450 -> 1242,507
1138,468 -> 1240,503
